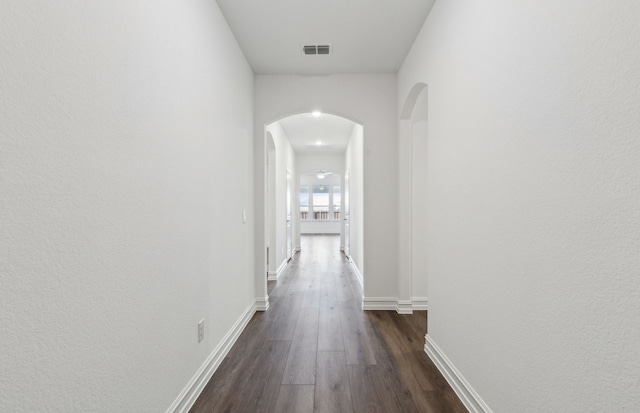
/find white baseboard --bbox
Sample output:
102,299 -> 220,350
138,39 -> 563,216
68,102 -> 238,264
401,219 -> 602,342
424,335 -> 493,413
396,300 -> 413,314
277,259 -> 287,277
166,302 -> 256,413
412,297 -> 429,310
267,259 -> 288,281
363,297 -> 423,314
255,295 -> 269,311
362,297 -> 397,311
349,260 -> 363,289
277,259 -> 288,277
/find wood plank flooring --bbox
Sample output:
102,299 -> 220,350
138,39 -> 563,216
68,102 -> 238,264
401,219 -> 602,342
190,235 -> 467,413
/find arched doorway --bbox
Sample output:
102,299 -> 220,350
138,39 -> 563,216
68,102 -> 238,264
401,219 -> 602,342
398,83 -> 429,314
260,112 -> 364,308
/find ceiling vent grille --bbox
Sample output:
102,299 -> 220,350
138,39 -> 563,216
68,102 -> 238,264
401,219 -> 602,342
303,45 -> 317,55
317,45 -> 330,55
302,44 -> 332,55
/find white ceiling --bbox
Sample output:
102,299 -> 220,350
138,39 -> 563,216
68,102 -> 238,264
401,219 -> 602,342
215,0 -> 436,75
278,113 -> 355,155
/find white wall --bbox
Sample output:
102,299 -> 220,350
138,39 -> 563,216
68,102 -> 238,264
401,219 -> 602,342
265,122 -> 296,273
0,1 -> 254,411
399,1 -> 640,412
297,154 -> 346,176
254,75 -> 398,303
300,221 -> 341,235
345,124 -> 365,279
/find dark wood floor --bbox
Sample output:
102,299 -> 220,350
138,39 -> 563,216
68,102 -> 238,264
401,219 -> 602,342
190,235 -> 467,413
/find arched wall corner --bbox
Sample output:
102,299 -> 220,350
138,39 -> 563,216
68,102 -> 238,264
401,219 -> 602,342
266,131 -> 276,149
400,82 -> 428,120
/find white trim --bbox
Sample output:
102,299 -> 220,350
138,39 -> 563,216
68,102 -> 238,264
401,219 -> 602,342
267,259 -> 288,281
396,300 -> 413,314
362,297 -> 397,311
349,260 -> 363,289
424,335 -> 493,413
255,295 -> 269,311
277,259 -> 287,277
166,303 -> 256,413
411,297 -> 429,310
363,297 -> 423,314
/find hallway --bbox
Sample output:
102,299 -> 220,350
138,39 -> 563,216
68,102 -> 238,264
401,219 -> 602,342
190,235 -> 466,412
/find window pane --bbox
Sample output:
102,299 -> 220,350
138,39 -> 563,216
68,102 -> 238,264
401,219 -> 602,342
300,186 -> 309,220
313,185 -> 330,220
333,186 -> 341,219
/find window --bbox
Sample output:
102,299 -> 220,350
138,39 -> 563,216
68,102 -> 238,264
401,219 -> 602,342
313,185 -> 330,220
299,184 -> 341,221
300,186 -> 309,220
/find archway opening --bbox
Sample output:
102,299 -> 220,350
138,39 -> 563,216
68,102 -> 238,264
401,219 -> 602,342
261,112 -> 364,300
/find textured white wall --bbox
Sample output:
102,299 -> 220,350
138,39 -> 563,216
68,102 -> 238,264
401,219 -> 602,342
0,1 -> 254,411
254,75 -> 397,300
399,0 -> 640,411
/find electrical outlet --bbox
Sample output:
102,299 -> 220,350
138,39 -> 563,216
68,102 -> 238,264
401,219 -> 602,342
198,319 -> 204,343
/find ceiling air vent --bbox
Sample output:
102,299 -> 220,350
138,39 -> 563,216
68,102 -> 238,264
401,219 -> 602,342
301,44 -> 332,55
317,45 -> 331,55
303,45 -> 317,55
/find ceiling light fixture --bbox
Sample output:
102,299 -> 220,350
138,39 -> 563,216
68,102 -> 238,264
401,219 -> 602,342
315,140 -> 322,146
312,111 -> 322,117
317,171 -> 326,179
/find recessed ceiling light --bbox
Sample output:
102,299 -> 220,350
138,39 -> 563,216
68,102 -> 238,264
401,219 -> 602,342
312,111 -> 322,117
315,140 -> 322,146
